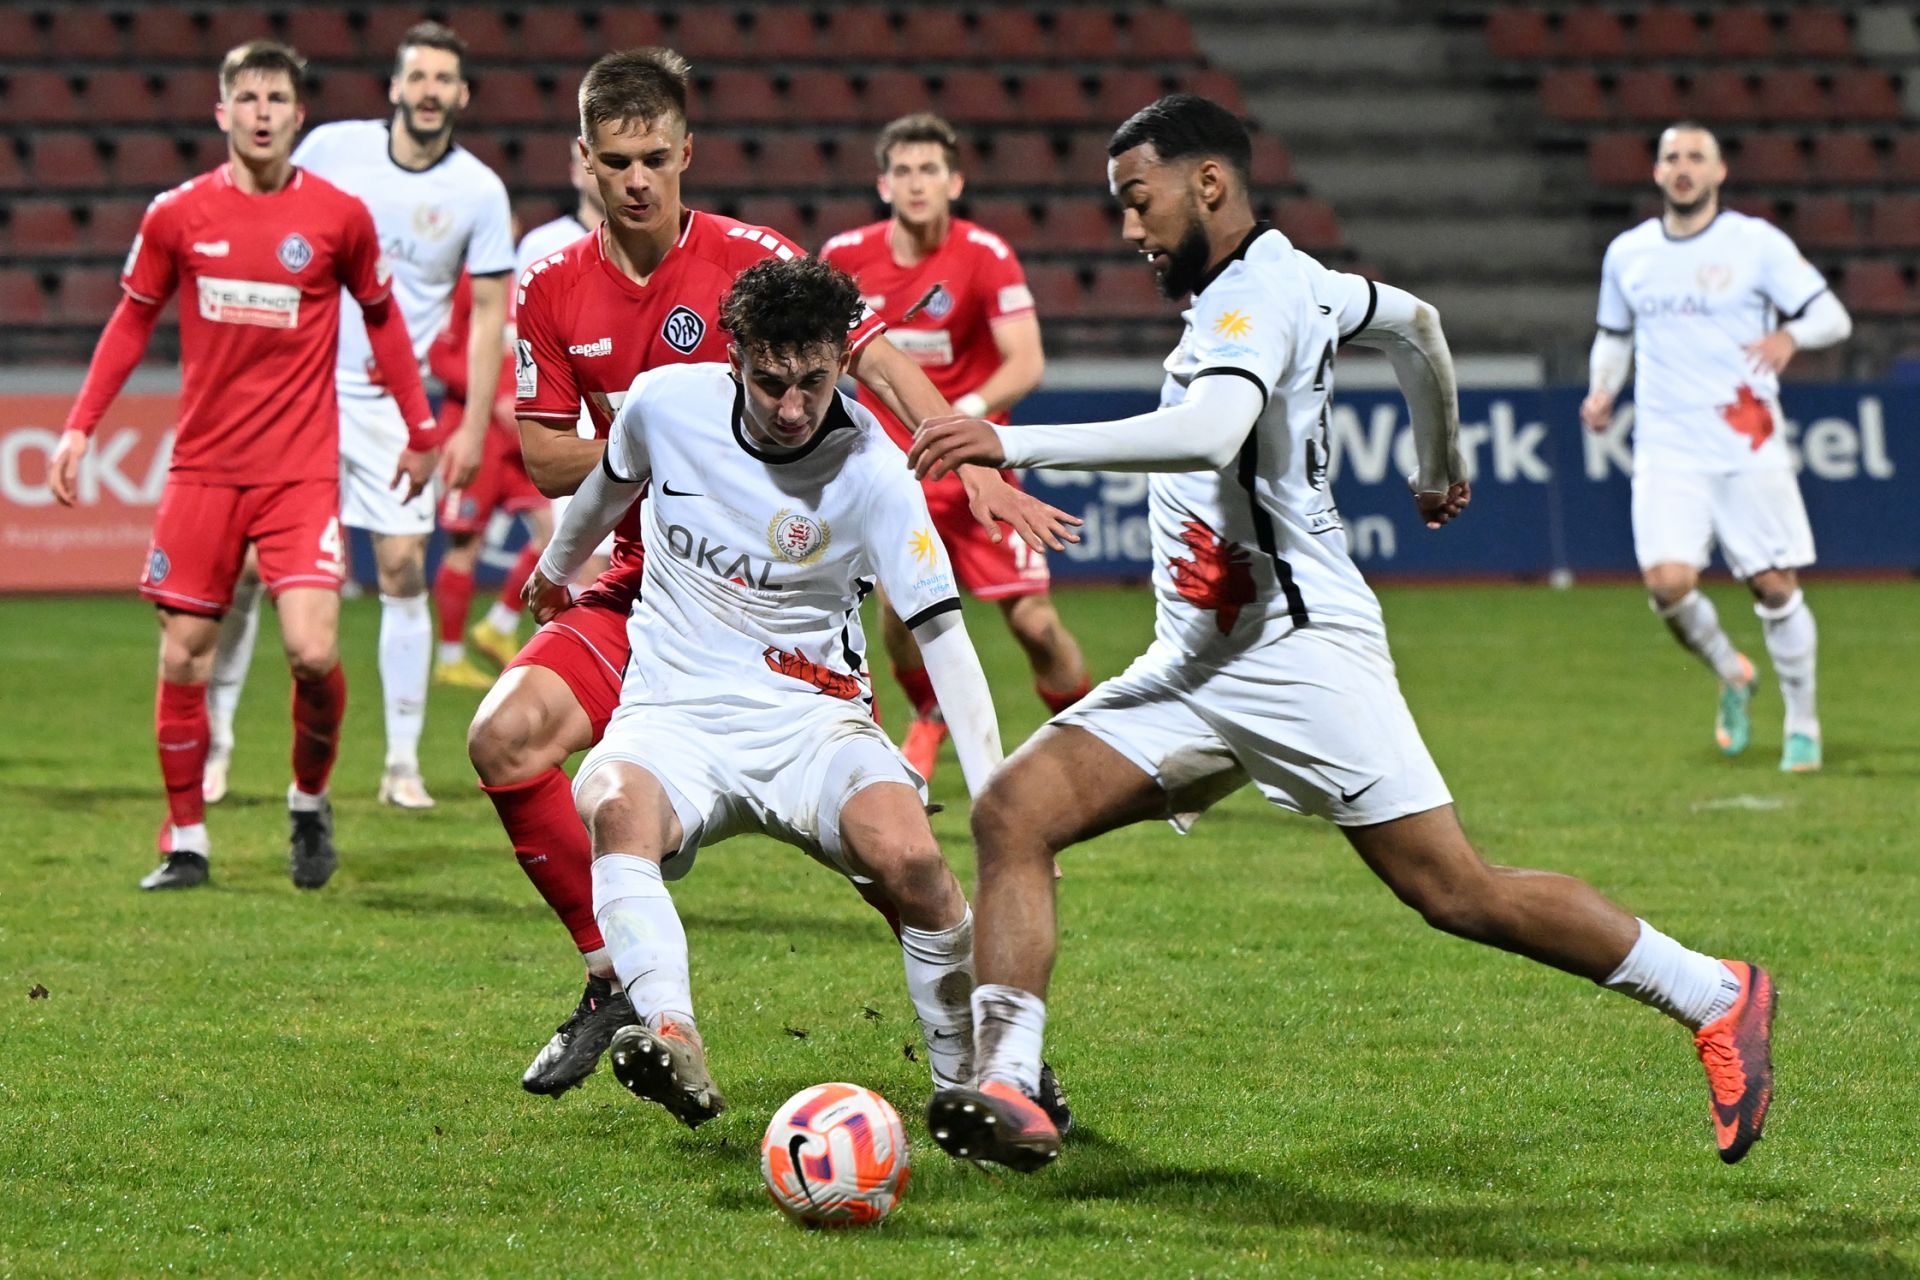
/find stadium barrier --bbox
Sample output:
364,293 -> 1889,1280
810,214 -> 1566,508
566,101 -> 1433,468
1,384 -> 1911,594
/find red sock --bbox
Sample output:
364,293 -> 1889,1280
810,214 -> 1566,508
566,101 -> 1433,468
893,661 -> 938,718
1038,677 -> 1091,715
498,542 -> 538,616
434,563 -> 475,645
291,663 -> 347,795
483,769 -> 603,952
156,680 -> 208,827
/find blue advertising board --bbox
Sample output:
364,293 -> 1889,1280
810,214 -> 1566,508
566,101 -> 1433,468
1012,383 -> 1914,582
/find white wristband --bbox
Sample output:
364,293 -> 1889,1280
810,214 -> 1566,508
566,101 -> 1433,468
954,392 -> 989,419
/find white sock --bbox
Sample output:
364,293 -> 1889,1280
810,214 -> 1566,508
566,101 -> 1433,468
900,907 -> 974,1089
1654,591 -> 1747,685
485,600 -> 520,634
208,577 -> 263,756
592,854 -> 694,1028
436,640 -> 465,665
581,945 -> 616,982
1756,590 -> 1819,739
972,982 -> 1046,1095
170,823 -> 209,855
378,593 -> 431,771
1602,919 -> 1741,1029
287,782 -> 327,811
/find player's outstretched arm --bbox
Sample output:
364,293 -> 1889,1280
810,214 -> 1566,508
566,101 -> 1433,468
53,294 -> 165,507
911,610 -> 1003,798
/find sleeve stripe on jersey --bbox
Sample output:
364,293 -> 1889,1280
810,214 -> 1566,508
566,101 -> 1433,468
1192,365 -> 1269,406
123,284 -> 161,305
1782,285 -> 1828,322
903,597 -> 962,629
1340,279 -> 1379,345
602,448 -> 644,486
519,409 -> 582,421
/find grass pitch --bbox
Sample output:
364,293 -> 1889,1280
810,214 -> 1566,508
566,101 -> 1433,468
2,583 -> 1916,1278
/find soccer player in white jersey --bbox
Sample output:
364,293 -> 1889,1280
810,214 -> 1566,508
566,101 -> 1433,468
1581,123 -> 1851,773
909,96 -> 1777,1172
523,257 -> 1002,1126
206,22 -> 516,809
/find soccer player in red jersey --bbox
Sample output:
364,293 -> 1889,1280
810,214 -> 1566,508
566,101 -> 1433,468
821,114 -> 1091,782
48,41 -> 441,891
471,49 -> 1077,1097
428,269 -> 551,690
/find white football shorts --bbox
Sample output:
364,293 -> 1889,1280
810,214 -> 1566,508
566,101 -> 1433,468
1054,625 -> 1452,830
1631,465 -> 1816,580
573,694 -> 924,881
338,393 -> 437,536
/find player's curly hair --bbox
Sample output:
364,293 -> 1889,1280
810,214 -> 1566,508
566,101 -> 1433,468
579,47 -> 692,138
1108,93 -> 1251,185
219,40 -> 307,103
719,257 -> 867,363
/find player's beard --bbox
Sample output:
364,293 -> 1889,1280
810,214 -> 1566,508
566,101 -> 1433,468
1154,217 -> 1213,301
397,97 -> 456,148
1663,183 -> 1716,219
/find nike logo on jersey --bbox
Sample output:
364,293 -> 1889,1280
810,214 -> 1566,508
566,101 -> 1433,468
1339,779 -> 1381,805
659,482 -> 703,497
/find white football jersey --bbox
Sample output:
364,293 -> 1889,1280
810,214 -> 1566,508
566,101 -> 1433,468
1150,226 -> 1386,656
604,363 -> 960,711
515,214 -> 590,280
293,121 -> 515,397
1598,211 -> 1829,472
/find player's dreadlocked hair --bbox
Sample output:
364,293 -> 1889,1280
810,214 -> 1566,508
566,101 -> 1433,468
219,40 -> 307,103
394,22 -> 469,80
874,112 -> 961,173
579,48 -> 693,138
1108,93 -> 1252,186
720,258 -> 867,364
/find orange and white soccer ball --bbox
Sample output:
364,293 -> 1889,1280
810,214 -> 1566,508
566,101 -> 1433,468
760,1082 -> 909,1227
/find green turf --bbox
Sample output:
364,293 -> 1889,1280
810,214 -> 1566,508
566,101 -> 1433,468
2,583 -> 1916,1278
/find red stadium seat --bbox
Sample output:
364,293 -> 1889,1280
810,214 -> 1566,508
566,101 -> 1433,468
1024,263 -> 1086,317
516,136 -> 573,189
731,195 -> 806,240
128,8 -> 206,60
82,198 -> 148,255
1829,71 -> 1903,123
1840,261 -> 1914,316
810,197 -> 878,243
307,69 -> 387,123
3,71 -> 82,125
111,131 -> 192,190
672,8 -> 748,61
1095,69 -> 1170,121
786,71 -> 864,126
1790,195 -> 1859,248
4,200 -> 81,256
1249,133 -> 1294,186
978,134 -> 1060,188
689,133 -> 753,189
53,267 -> 128,325
1276,198 -> 1346,251
937,70 -> 1019,125
1184,69 -> 1245,114
0,141 -> 26,190
1888,133 -> 1920,183
1089,262 -> 1167,317
1020,71 -> 1097,125
1613,70 -> 1687,122
597,11 -> 668,49
963,197 -> 1039,250
745,7 -> 821,60
822,8 -> 896,60
362,9 -> 424,59
753,133 -> 837,188
518,9 -> 597,61
1125,9 -> 1199,62
466,69 -> 548,126
859,69 -> 932,121
31,133 -> 110,190
977,9 -> 1045,60
1723,195 -> 1779,222
1705,7 -> 1775,60
153,70 -> 222,127
1041,197 -> 1116,252
1485,7 -> 1552,60
280,10 -> 362,61
1735,133 -> 1808,185
1589,131 -> 1653,185
1633,6 -> 1702,58
899,8 -> 972,60
1756,69 -> 1829,123
1810,132 -> 1882,184
1689,69 -> 1762,123
204,10 -> 273,57
0,268 -> 50,324
1061,131 -> 1116,187
0,9 -> 42,60
821,133 -> 882,186
1054,10 -> 1124,61
702,70 -> 785,125
1783,8 -> 1853,59
443,9 -> 514,59
1539,68 -> 1607,122
458,133 -> 511,180
47,8 -> 124,60
1559,7 -> 1627,59
1867,195 -> 1920,248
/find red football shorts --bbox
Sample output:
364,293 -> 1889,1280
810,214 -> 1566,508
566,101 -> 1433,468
142,478 -> 344,616
439,427 -> 546,535
923,469 -> 1051,600
506,598 -> 630,741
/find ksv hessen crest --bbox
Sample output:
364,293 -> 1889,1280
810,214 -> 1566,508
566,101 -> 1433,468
277,233 -> 313,273
767,510 -> 830,565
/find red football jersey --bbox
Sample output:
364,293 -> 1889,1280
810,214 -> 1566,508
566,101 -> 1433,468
819,217 -> 1034,452
513,209 -> 885,610
121,165 -> 393,484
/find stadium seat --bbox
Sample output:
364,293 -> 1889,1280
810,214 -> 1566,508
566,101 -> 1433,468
1705,7 -> 1775,60
731,195 -> 806,239
823,8 -> 897,60
859,70 -> 933,122
111,132 -> 191,190
937,70 -> 1019,125
1688,70 -> 1763,124
1485,7 -> 1552,60
128,8 -> 206,60
1054,10 -> 1124,61
362,9 -> 424,58
1829,71 -> 1903,123
1810,132 -> 1882,185
1735,133 -> 1808,185
1840,261 -> 1914,316
1539,69 -> 1607,122
53,267 -> 127,325
963,197 -> 1039,250
81,198 -> 147,255
1024,263 -> 1086,317
1632,6 -> 1702,59
694,70 -> 777,125
672,8 -> 748,61
443,9 -> 514,59
1613,70 -> 1687,123
1756,69 -> 1829,123
204,10 -> 273,56
1020,71 -> 1098,125
1276,198 -> 1347,251
597,11 -> 668,49
900,8 -> 972,60
1095,69 -> 1170,121
1867,195 -> 1920,248
753,133 -> 837,188
180,133 -> 232,177
4,200 -> 81,256
1589,131 -> 1652,185
30,133 -> 110,191
977,9 -> 1045,60
1783,7 -> 1854,59
1249,133 -> 1295,186
810,196 -> 878,241
1125,9 -> 1200,62
466,69 -> 549,126
1790,195 -> 1860,248
820,133 -> 881,186
0,142 -> 25,191
153,71 -> 221,127
458,133 -> 510,181
1042,197 -> 1116,252
515,7 -> 594,61
3,71 -> 82,125
516,137 -> 572,189
1888,133 -> 1920,183
1089,262 -> 1167,317
307,70 -> 387,123
0,268 -> 49,324
978,134 -> 1060,189
1559,7 -> 1628,59
0,9 -> 40,59
48,8 -> 124,60
746,7 -> 822,60
1184,69 -> 1246,114
281,10 -> 362,61
1062,131 -> 1116,187
786,71 -> 864,126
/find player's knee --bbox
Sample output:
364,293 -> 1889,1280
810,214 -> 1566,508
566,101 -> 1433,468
467,699 -> 551,784
1643,565 -> 1695,606
286,645 -> 338,684
1004,597 -> 1062,655
969,777 -> 1051,865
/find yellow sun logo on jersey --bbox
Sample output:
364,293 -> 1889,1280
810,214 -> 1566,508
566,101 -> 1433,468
909,527 -> 938,568
1212,309 -> 1254,340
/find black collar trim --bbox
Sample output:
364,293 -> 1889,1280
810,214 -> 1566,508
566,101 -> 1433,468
1194,221 -> 1270,298
731,382 -> 858,464
384,120 -> 461,174
1660,208 -> 1723,243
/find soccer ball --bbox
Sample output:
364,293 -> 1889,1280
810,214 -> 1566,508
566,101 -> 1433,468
760,1082 -> 909,1227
